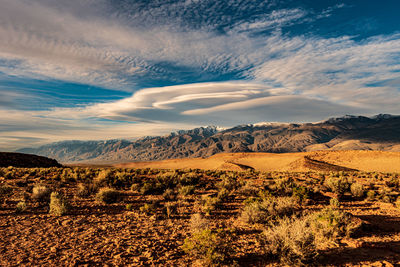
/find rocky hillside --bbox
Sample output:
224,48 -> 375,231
18,114 -> 400,163
0,152 -> 62,167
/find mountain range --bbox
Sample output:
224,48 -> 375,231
17,114 -> 400,163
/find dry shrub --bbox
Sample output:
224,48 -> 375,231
49,192 -> 69,216
32,184 -> 51,203
263,216 -> 317,265
183,214 -> 225,266
350,183 -> 364,198
16,200 -> 27,213
240,196 -> 297,225
262,208 -> 356,265
324,177 -> 350,196
309,208 -> 354,248
76,183 -> 97,198
95,187 -> 121,204
162,188 -> 177,201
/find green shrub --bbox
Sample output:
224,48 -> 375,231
202,196 -> 221,215
95,187 -> 121,204
262,216 -> 317,265
49,192 -> 69,216
94,169 -> 113,186
140,181 -> 164,195
309,208 -> 354,248
350,183 -> 364,198
292,185 -> 310,203
32,184 -> 51,203
126,203 -> 134,211
366,190 -> 375,200
182,229 -> 225,265
240,196 -> 297,225
217,187 -> 230,200
178,185 -> 195,196
140,202 -> 158,215
325,177 -> 350,196
329,197 -> 340,209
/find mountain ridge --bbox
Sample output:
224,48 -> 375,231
17,114 -> 400,163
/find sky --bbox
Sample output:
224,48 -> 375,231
0,0 -> 400,150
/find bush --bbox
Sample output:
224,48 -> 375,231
202,196 -> 221,215
240,196 -> 297,225
16,200 -> 27,213
262,216 -> 317,265
140,202 -> 158,215
366,190 -> 375,200
292,185 -> 310,203
32,185 -> 51,203
329,197 -> 340,209
162,188 -> 177,201
178,185 -> 195,196
49,192 -> 69,216
76,183 -> 97,198
182,228 -> 225,265
350,183 -> 364,198
309,208 -> 354,248
94,169 -> 113,186
95,187 -> 121,204
325,177 -> 350,196
140,181 -> 164,195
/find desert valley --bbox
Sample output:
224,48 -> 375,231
2,116 -> 400,265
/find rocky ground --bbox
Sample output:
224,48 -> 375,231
1,167 -> 400,266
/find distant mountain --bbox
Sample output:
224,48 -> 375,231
18,115 -> 400,163
0,152 -> 62,168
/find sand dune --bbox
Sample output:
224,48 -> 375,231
115,150 -> 400,173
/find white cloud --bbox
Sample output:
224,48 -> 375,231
0,0 -> 400,150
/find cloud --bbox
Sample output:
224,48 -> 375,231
39,82 -> 369,127
0,0 -> 400,150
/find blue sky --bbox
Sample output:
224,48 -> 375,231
0,0 -> 399,150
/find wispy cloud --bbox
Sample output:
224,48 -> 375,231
0,0 -> 399,150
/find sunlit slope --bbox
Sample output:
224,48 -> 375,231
116,150 -> 400,172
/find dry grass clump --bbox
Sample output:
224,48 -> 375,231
95,187 -> 121,204
76,183 -> 97,198
49,192 -> 69,216
32,184 -> 51,203
240,196 -> 298,225
182,214 -> 225,266
16,200 -> 27,213
324,177 -> 350,197
350,183 -> 364,198
262,216 -> 317,265
309,208 -> 355,248
262,208 -> 356,265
